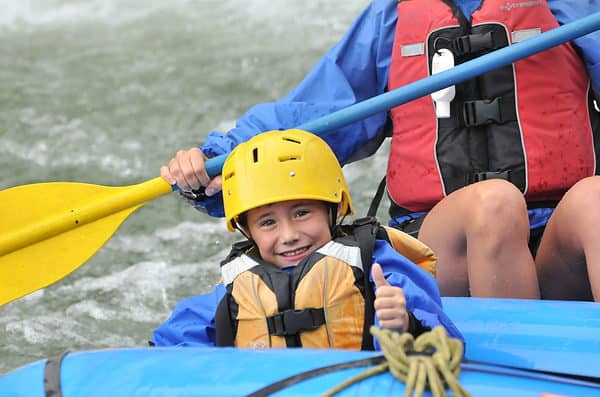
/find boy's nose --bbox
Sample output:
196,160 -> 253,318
279,221 -> 300,244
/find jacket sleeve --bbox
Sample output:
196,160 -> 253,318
370,240 -> 464,345
152,284 -> 226,347
548,0 -> 600,94
200,0 -> 398,166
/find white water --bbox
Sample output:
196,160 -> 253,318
0,0 -> 395,374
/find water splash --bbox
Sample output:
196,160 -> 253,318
0,0 -> 375,376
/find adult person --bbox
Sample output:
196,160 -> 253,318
153,129 -> 462,348
161,0 -> 600,301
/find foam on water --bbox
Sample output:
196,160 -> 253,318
59,258 -> 220,323
0,0 -> 358,31
6,314 -> 91,345
0,0 -> 184,30
0,0 -> 377,375
0,251 -> 226,358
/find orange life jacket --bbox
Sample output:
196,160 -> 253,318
215,219 -> 437,349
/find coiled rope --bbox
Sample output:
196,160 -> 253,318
323,326 -> 470,397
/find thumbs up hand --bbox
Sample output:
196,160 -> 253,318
372,263 -> 409,333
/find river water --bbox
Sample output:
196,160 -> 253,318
0,0 -> 393,374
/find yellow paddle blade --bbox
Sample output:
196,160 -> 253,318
0,177 -> 173,306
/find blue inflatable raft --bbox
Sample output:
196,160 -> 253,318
1,297 -> 599,396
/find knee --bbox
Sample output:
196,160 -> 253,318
561,176 -> 600,223
564,176 -> 600,207
465,180 -> 527,231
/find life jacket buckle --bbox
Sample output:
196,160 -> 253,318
463,97 -> 503,127
453,32 -> 496,56
465,170 -> 512,185
266,308 -> 325,337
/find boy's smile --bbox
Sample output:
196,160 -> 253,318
246,199 -> 332,268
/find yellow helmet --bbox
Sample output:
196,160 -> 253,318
222,129 -> 353,232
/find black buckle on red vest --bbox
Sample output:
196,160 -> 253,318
463,97 -> 505,127
453,31 -> 496,56
266,308 -> 325,337
465,170 -> 512,185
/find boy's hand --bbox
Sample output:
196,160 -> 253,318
372,262 -> 409,333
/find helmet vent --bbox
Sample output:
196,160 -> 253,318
278,155 -> 301,162
282,137 -> 301,144
223,171 -> 235,181
252,148 -> 259,163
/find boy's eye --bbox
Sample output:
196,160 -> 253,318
294,209 -> 310,218
259,219 -> 275,227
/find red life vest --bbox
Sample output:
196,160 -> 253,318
387,0 -> 599,213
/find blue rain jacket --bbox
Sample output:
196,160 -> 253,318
152,239 -> 463,347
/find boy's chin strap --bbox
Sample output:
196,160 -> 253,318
234,223 -> 251,240
328,203 -> 344,234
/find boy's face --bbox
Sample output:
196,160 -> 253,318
245,199 -> 332,268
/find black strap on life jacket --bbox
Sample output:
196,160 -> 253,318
449,30 -> 501,56
266,308 -> 325,337
462,95 -> 517,127
351,216 -> 380,351
437,94 -> 518,129
367,175 -> 388,218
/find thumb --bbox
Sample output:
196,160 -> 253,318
371,263 -> 390,288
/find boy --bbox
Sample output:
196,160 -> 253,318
153,129 -> 461,349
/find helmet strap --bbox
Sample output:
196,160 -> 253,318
233,214 -> 252,240
235,224 -> 251,240
328,203 -> 343,231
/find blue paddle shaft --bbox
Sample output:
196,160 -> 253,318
205,12 -> 600,177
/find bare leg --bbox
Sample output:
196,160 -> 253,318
536,176 -> 600,301
418,179 -> 540,298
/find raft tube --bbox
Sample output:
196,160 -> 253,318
0,298 -> 598,396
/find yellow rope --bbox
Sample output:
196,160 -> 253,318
322,326 -> 471,397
